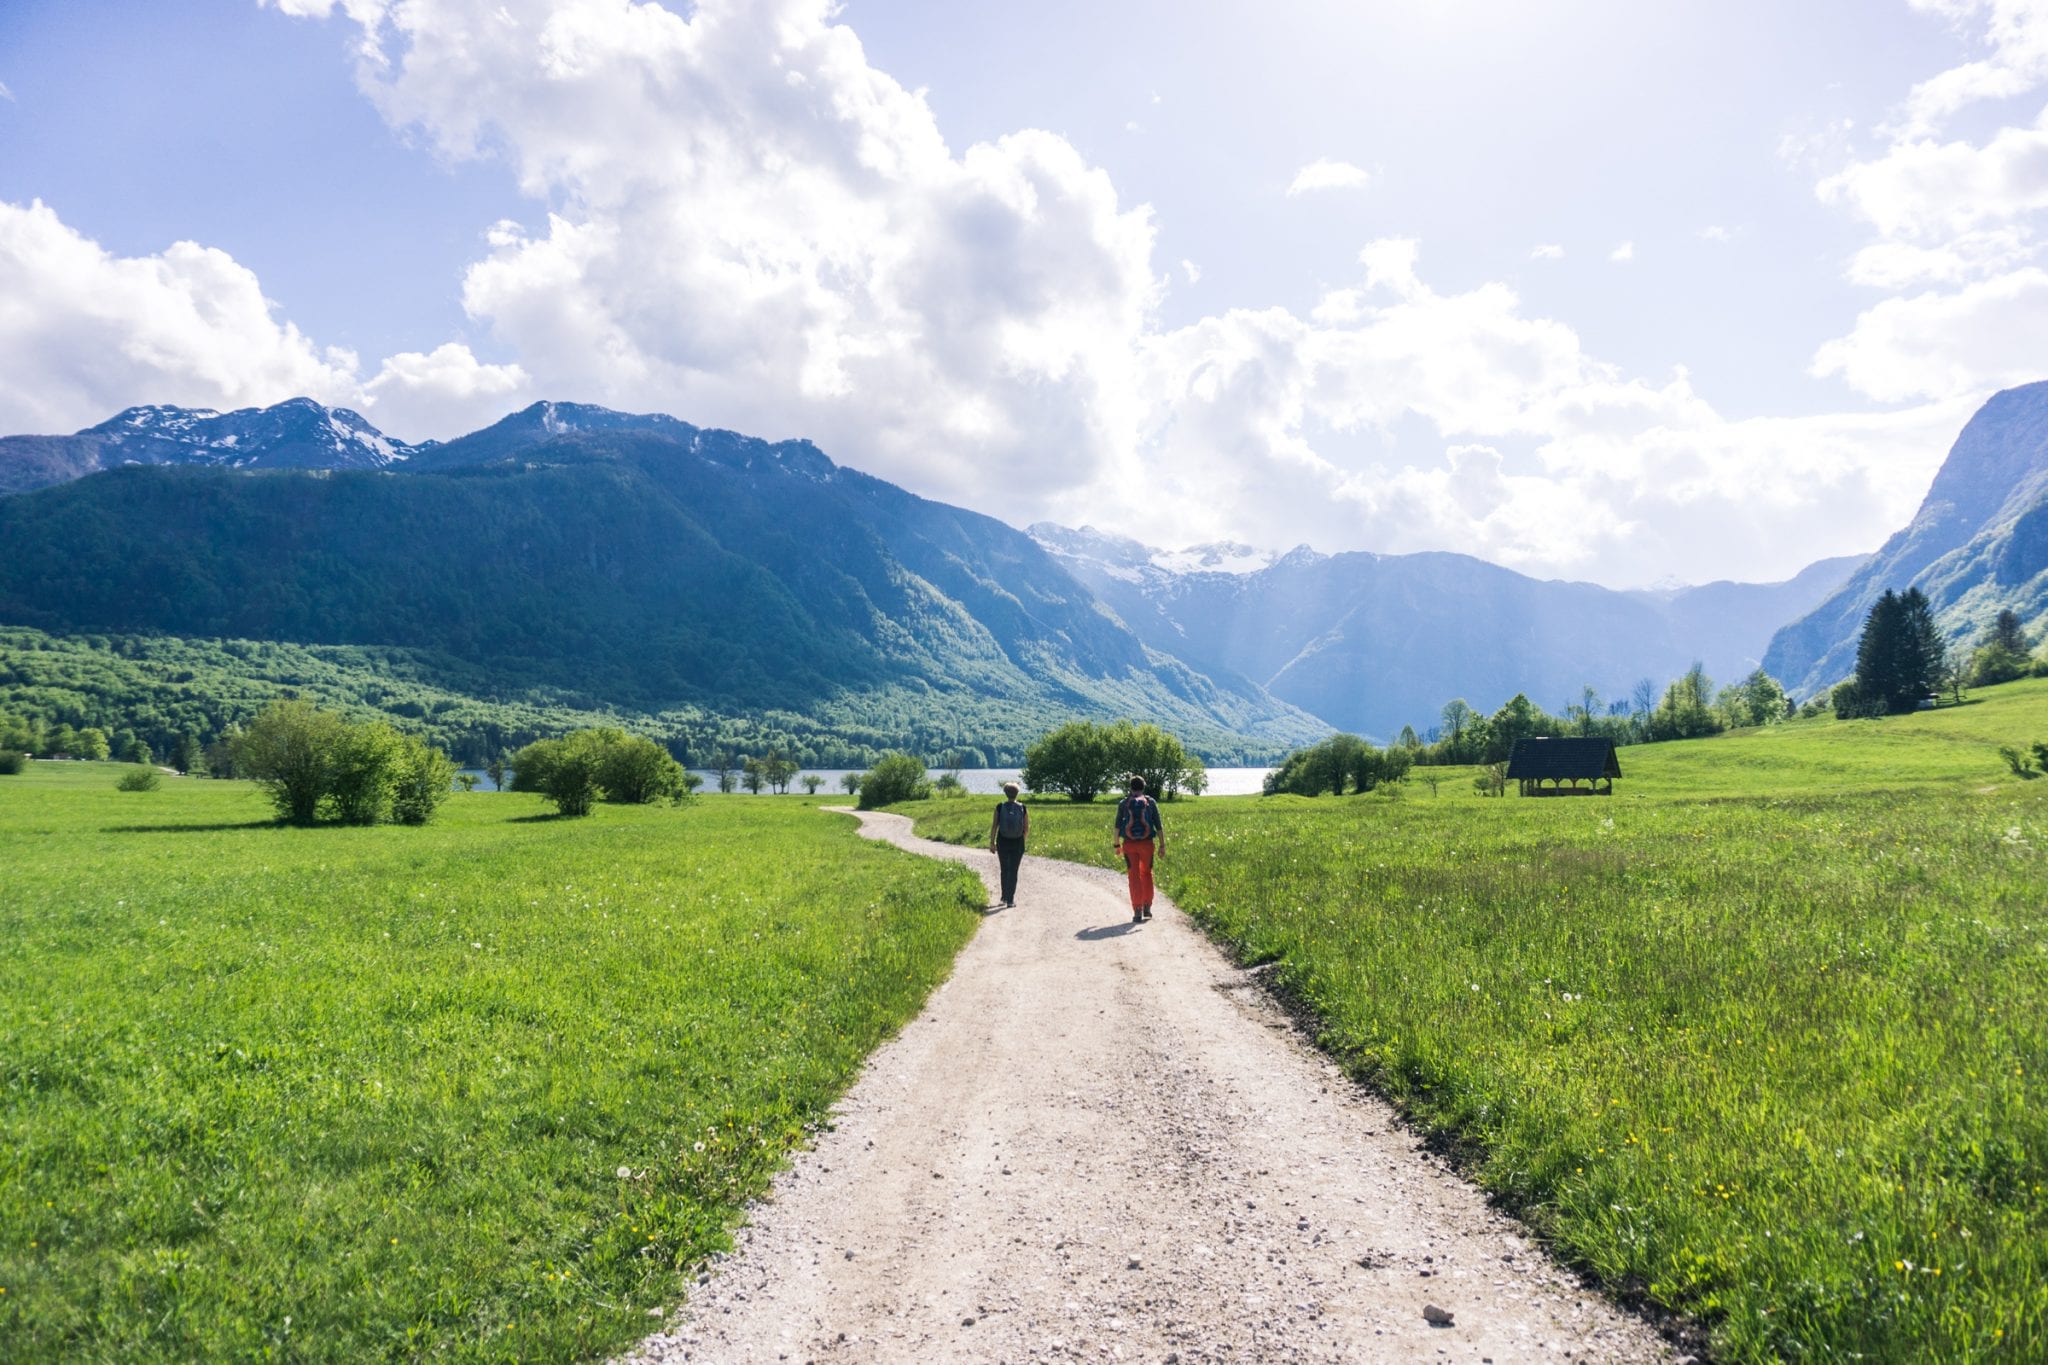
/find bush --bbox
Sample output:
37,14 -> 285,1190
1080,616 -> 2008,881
510,732 -> 608,816
932,769 -> 965,796
226,701 -> 458,826
1998,745 -> 2036,778
232,701 -> 345,825
390,735 -> 456,825
856,752 -> 931,809
594,733 -> 687,804
1973,642 -> 2032,687
116,767 -> 161,792
325,721 -> 404,825
0,750 -> 25,775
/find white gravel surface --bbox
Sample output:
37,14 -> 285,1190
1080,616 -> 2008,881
622,809 -> 1672,1364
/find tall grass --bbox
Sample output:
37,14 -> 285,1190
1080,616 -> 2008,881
0,764 -> 981,1362
916,683 -> 2048,1360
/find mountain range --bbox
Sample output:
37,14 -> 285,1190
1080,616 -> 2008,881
1031,525 -> 1863,737
3,385 -> 2045,756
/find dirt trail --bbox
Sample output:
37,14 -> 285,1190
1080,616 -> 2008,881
625,810 -> 1671,1364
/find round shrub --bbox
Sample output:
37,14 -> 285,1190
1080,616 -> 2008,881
856,752 -> 931,809
116,767 -> 161,792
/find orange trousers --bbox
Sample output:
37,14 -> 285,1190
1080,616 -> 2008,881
1120,839 -> 1155,908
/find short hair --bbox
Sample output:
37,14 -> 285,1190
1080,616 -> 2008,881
1001,781 -> 1020,797
1127,775 -> 1146,792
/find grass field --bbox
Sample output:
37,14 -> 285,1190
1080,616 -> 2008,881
915,681 -> 2048,1362
0,766 -> 981,1363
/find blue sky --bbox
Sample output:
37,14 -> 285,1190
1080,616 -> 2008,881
3,0 -> 2046,587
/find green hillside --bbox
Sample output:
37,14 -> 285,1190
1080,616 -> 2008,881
915,682 -> 2048,1361
0,424 -> 1322,764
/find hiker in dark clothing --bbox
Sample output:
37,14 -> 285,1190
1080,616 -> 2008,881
1114,776 -> 1164,922
988,781 -> 1030,908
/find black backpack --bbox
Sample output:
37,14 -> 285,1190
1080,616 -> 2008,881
997,800 -> 1026,838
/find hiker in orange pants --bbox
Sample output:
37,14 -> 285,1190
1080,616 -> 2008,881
1113,776 -> 1165,923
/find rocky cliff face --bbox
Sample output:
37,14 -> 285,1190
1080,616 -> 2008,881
1765,381 -> 2048,695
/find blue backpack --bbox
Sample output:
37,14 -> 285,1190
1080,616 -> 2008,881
1119,794 -> 1159,840
997,800 -> 1027,838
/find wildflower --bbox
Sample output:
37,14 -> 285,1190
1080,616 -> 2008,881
618,1166 -> 633,1179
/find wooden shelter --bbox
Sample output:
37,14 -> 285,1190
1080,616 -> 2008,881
1505,737 -> 1620,797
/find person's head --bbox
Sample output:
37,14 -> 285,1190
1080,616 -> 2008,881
1002,781 -> 1020,800
1127,776 -> 1146,794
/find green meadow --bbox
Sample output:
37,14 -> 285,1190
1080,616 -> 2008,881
0,768 -> 980,1363
917,681 -> 2048,1362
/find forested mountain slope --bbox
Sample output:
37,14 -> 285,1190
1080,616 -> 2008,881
0,409 -> 1320,762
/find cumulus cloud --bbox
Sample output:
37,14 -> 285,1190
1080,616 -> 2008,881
0,197 -> 531,440
1895,0 -> 2048,138
1815,267 -> 2048,400
0,198 -> 360,433
1530,243 -> 1565,260
364,342 -> 531,436
1286,158 -> 1371,195
1609,240 -> 1635,263
1180,258 -> 1201,284
247,0 -> 1967,584
1812,1 -> 2048,405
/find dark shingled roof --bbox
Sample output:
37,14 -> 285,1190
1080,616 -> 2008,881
1504,737 -> 1622,781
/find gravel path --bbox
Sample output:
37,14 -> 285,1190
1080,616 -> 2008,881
624,810 -> 1673,1364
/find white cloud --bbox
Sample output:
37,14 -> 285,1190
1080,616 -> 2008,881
1180,258 -> 1201,284
1699,225 -> 1736,242
1808,2 -> 2048,407
0,198 -> 532,441
1815,266 -> 2048,400
1896,0 -> 2048,137
1609,240 -> 1635,263
0,80 -> 15,103
1529,243 -> 1564,260
1820,111 -> 2048,240
1286,158 -> 1371,195
252,0 -> 1968,586
0,199 -> 360,433
364,342 -> 531,437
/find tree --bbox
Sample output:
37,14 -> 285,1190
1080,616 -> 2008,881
486,756 -> 506,791
933,769 -> 965,796
1940,644 -> 1972,705
1103,720 -> 1200,799
1650,664 -> 1722,740
857,752 -> 931,809
75,727 -> 110,761
325,720 -> 404,825
714,749 -> 739,794
1440,700 -> 1476,762
801,773 -> 824,796
509,732 -> 607,816
1855,588 -> 1944,713
171,732 -> 204,776
839,771 -> 862,796
388,734 -> 456,825
1396,725 -> 1421,750
1022,721 -> 1116,802
232,700 -> 344,825
1992,607 -> 2028,654
741,757 -> 767,795
456,773 -> 481,792
1576,685 -> 1601,737
595,732 -> 687,803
